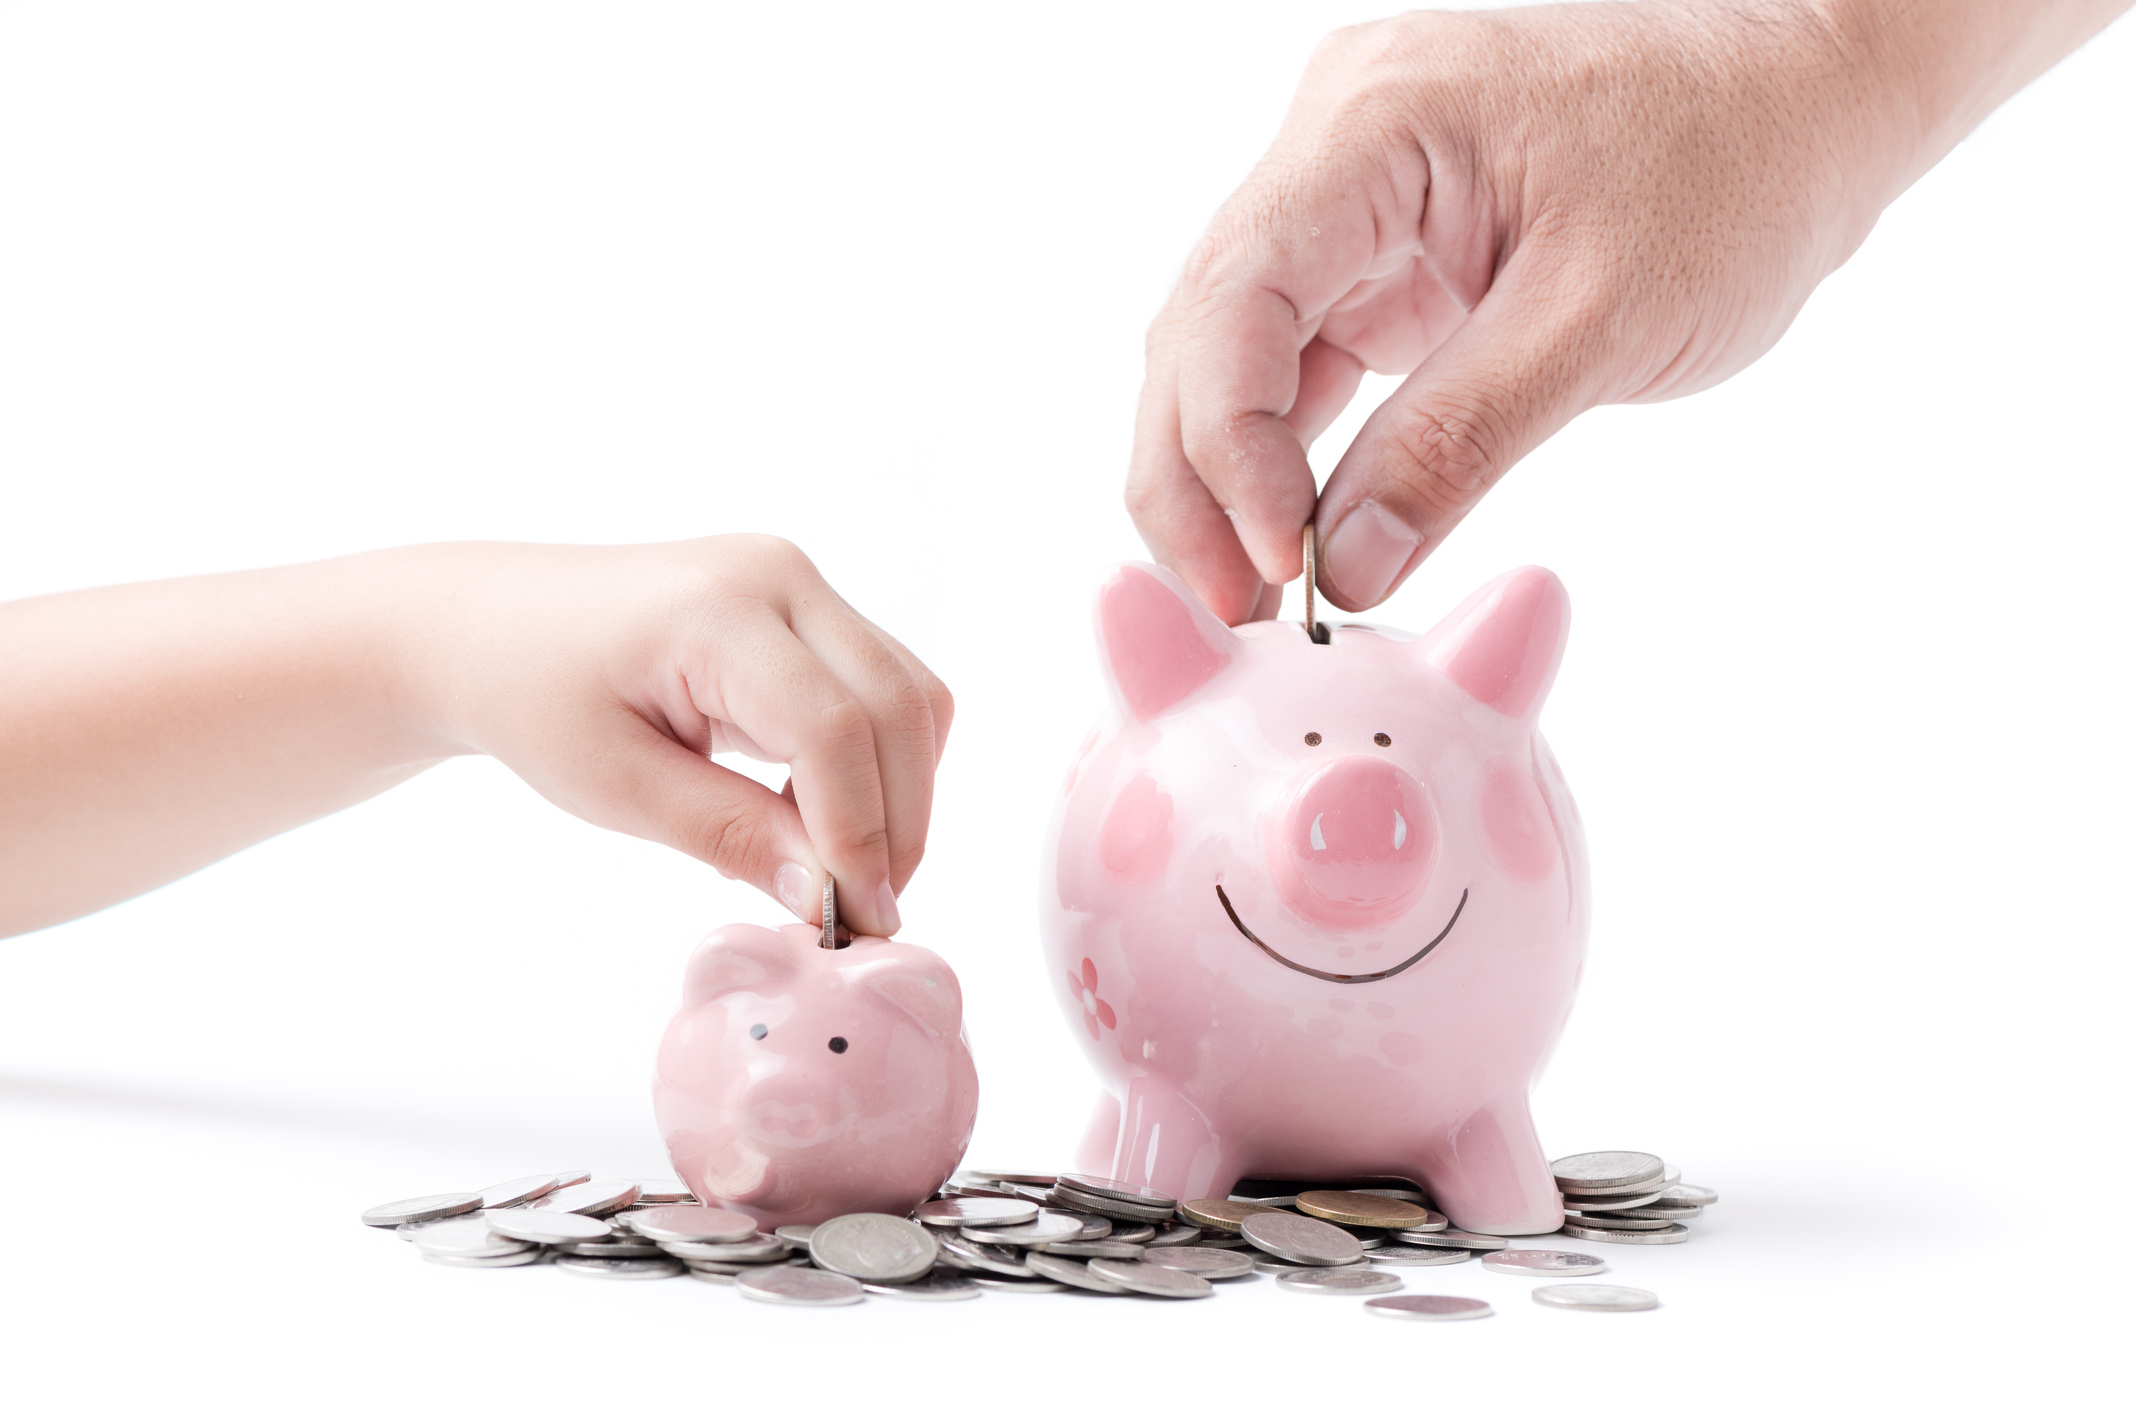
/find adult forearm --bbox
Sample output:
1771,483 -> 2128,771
0,550 -> 456,937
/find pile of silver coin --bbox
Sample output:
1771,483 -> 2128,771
361,1151 -> 1713,1317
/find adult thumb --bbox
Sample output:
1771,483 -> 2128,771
1314,245 -> 1610,611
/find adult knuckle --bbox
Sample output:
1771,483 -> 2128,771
691,803 -> 768,879
1387,398 -> 1507,517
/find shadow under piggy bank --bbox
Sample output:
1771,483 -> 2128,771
654,923 -> 978,1229
1042,562 -> 1589,1235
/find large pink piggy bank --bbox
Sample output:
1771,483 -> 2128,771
653,923 -> 978,1228
1041,562 -> 1587,1234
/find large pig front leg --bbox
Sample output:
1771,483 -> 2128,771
1112,1080 -> 1246,1203
1413,1092 -> 1565,1235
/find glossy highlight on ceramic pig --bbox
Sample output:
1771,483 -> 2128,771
654,923 -> 979,1229
1041,562 -> 1588,1234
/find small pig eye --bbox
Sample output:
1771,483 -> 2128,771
1304,732 -> 1322,746
748,1024 -> 768,1040
1373,733 -> 1391,747
828,1036 -> 849,1054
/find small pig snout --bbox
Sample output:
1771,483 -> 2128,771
1276,756 -> 1435,927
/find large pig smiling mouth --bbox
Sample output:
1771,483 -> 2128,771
1215,886 -> 1468,984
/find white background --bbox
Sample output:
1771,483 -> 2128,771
1,2 -> 2130,1399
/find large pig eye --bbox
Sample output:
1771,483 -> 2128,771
749,1024 -> 768,1040
1304,732 -> 1322,746
828,1037 -> 849,1054
1373,733 -> 1391,747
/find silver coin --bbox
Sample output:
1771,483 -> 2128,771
1362,1294 -> 1493,1321
689,1267 -> 740,1285
563,1239 -> 669,1258
632,1178 -> 693,1203
554,1254 -> 683,1280
485,1208 -> 615,1245
773,1224 -> 818,1248
1242,1213 -> 1364,1266
1349,1233 -> 1388,1250
1608,1203 -> 1701,1221
1533,1283 -> 1661,1312
537,1179 -> 640,1217
551,1171 -> 591,1189
1363,1245 -> 1471,1267
1343,1186 -> 1428,1203
1056,1174 -> 1176,1209
1087,1258 -> 1214,1298
397,1212 -> 482,1241
1395,1229 -> 1509,1251
1232,1194 -> 1298,1207
972,1276 -> 1065,1293
1071,1214 -> 1115,1240
1560,1188 -> 1668,1212
361,1192 -> 483,1228
1652,1183 -> 1718,1209
809,1213 -> 938,1284
934,1233 -> 1037,1277
422,1248 -> 545,1269
1024,1252 -> 1129,1294
1559,1222 -> 1692,1245
970,1171 -> 1060,1186
1550,1152 -> 1665,1191
1030,1237 -> 1144,1260
864,1274 -> 981,1300
912,1198 -> 1038,1228
959,1210 -> 1083,1246
1481,1249 -> 1608,1277
1048,1186 -> 1173,1223
477,1175 -> 560,1210
1107,1223 -> 1157,1244
735,1265 -> 865,1305
413,1218 -> 538,1258
1563,1212 -> 1683,1233
1140,1247 -> 1257,1279
1278,1267 -> 1404,1295
622,1204 -> 759,1244
1147,1225 -> 1203,1247
655,1233 -> 790,1263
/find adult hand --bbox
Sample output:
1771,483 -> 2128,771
1127,0 -> 2128,622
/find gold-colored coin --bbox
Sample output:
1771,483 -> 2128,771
1293,1190 -> 1433,1229
1179,1199 -> 1294,1233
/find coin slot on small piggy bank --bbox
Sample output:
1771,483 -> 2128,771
654,923 -> 979,1229
1043,562 -> 1588,1235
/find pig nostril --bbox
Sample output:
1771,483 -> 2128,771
749,1024 -> 768,1040
828,1036 -> 848,1054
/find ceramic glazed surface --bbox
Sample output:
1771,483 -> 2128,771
654,923 -> 979,1229
1041,562 -> 1588,1234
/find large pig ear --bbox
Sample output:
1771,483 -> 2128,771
680,924 -> 799,1006
1420,567 -> 1570,721
865,954 -> 964,1042
1094,562 -> 1239,722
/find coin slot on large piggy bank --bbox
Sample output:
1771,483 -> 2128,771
1042,561 -> 1588,1236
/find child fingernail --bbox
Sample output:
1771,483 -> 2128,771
875,881 -> 902,935
774,862 -> 812,921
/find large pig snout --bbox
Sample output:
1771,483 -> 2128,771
1275,756 -> 1435,928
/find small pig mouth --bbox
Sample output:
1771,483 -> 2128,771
1215,885 -> 1468,984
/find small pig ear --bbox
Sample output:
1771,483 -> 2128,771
681,924 -> 799,1006
1094,562 -> 1238,722
1420,567 -> 1570,721
866,957 -> 964,1042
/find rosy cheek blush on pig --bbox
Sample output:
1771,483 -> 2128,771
653,923 -> 980,1229
1041,562 -> 1589,1236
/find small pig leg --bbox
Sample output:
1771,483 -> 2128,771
1073,1092 -> 1121,1173
1412,1093 -> 1565,1235
1112,1081 -> 1243,1203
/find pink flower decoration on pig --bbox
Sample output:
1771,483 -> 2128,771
1067,957 -> 1116,1042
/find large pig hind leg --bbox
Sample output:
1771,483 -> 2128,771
1412,1092 -> 1565,1235
1073,1093 -> 1121,1174
1112,1081 -> 1245,1203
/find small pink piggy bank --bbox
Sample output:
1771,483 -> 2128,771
653,923 -> 978,1228
1042,562 -> 1588,1234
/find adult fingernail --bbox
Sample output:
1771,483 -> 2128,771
773,862 -> 812,922
1322,501 -> 1422,607
874,881 -> 903,936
